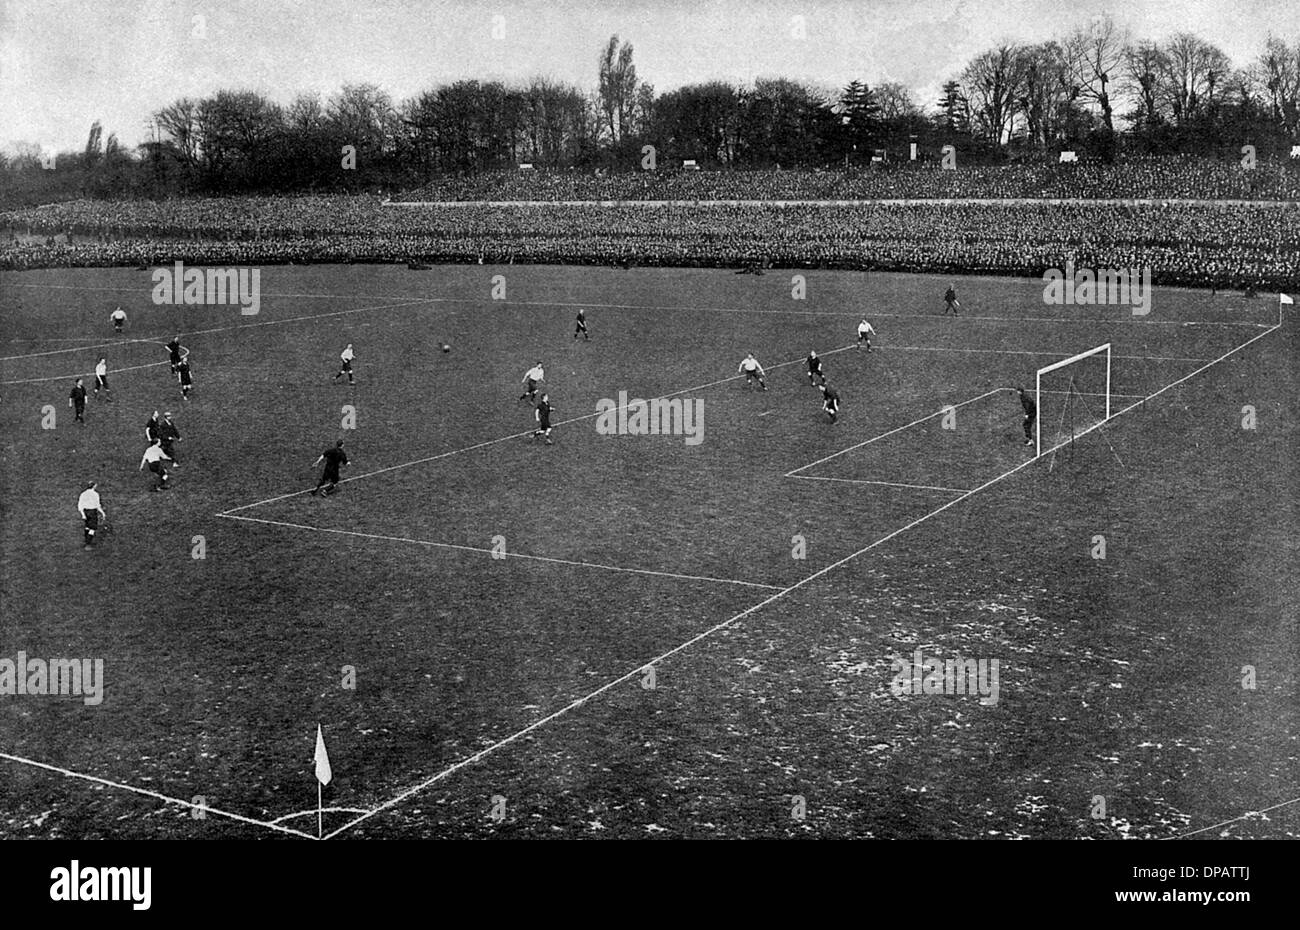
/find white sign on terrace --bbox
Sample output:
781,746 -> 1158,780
1290,145 -> 1300,159
1059,151 -> 1078,163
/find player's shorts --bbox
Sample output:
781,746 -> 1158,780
341,360 -> 352,371
743,368 -> 760,378
148,461 -> 165,475
96,375 -> 108,388
322,468 -> 340,483
526,379 -> 538,393
538,418 -> 551,430
82,510 -> 98,529
180,375 -> 193,386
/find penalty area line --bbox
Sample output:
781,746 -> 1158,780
324,316 -> 1282,840
216,514 -> 783,591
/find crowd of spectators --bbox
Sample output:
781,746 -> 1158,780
394,156 -> 1300,203
3,193 -> 1297,291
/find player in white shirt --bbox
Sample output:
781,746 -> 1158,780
737,353 -> 767,390
332,344 -> 355,385
139,440 -> 173,491
93,357 -> 111,399
856,318 -> 876,351
519,362 -> 545,403
77,482 -> 106,548
110,307 -> 127,333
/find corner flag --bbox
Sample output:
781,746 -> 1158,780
1281,293 -> 1293,305
314,724 -> 332,785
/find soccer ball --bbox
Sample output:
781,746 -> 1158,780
441,343 -> 450,353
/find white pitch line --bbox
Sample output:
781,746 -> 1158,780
1163,795 -> 1300,840
881,344 -> 1209,362
270,806 -> 371,826
788,475 -> 972,493
0,296 -> 431,363
0,750 -> 316,840
3,343 -> 190,385
325,315 -> 1283,840
217,344 -> 860,514
218,514 -> 783,591
3,281 -> 1270,328
785,387 -> 1006,476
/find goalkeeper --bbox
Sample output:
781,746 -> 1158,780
1017,387 -> 1036,446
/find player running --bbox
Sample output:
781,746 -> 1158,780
857,318 -> 876,350
819,383 -> 841,423
93,357 -> 111,400
68,378 -> 87,424
77,482 -> 106,549
806,350 -> 826,387
110,307 -> 127,333
167,336 -> 183,373
139,440 -> 173,491
1017,387 -> 1037,446
311,440 -> 349,496
333,344 -> 355,384
738,353 -> 767,391
574,309 -> 590,341
519,362 -> 545,403
531,394 -> 556,444
145,410 -> 161,444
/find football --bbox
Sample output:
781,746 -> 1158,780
441,343 -> 450,353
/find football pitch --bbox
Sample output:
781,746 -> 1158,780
0,263 -> 1295,839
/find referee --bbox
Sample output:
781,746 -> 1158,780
77,482 -> 106,549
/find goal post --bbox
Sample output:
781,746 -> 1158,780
1034,343 -> 1111,458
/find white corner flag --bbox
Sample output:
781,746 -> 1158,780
314,724 -> 332,838
1281,293 -> 1293,305
314,724 -> 332,785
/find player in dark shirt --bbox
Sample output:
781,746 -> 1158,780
158,412 -> 181,465
574,310 -> 590,341
807,351 -> 826,387
167,337 -> 183,373
177,359 -> 194,399
1017,387 -> 1037,446
531,395 -> 556,444
145,410 -> 161,443
819,384 -> 841,423
68,379 -> 87,424
311,440 -> 349,496
943,285 -> 959,315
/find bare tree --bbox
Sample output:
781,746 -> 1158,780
1063,16 -> 1128,138
963,44 -> 1027,146
874,82 -> 919,120
1258,34 -> 1300,135
1157,33 -> 1231,126
1123,40 -> 1167,129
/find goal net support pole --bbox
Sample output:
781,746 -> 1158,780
1035,343 -> 1111,458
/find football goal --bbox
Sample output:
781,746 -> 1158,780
1034,343 -> 1111,458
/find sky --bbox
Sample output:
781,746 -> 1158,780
2,0 -> 1298,153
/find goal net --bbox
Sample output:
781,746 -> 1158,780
1034,343 -> 1111,458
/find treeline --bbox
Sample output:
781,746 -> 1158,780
2,25 -> 1298,204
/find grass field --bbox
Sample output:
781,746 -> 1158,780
1,263 -> 1295,839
